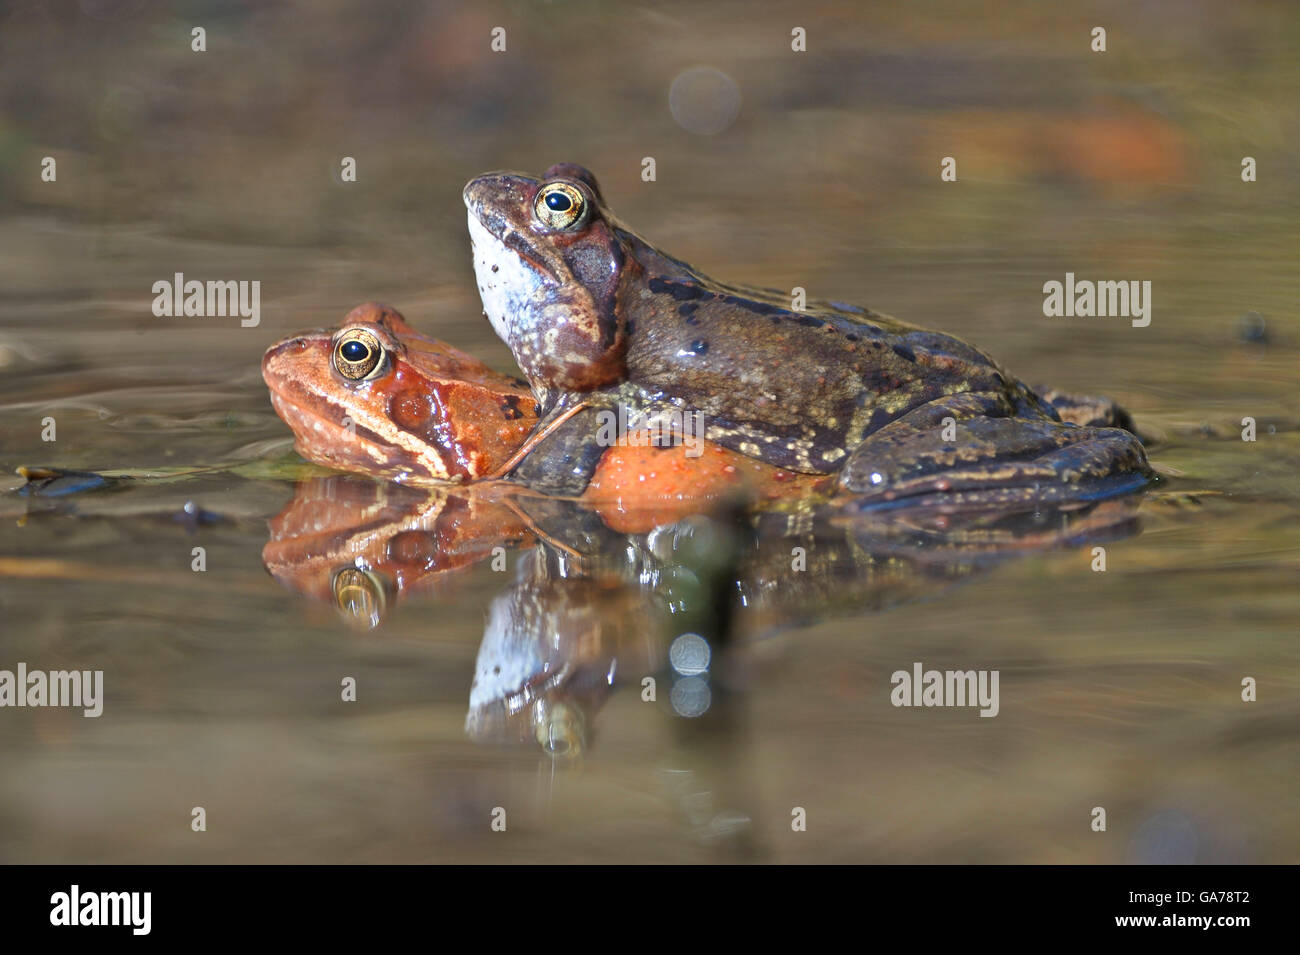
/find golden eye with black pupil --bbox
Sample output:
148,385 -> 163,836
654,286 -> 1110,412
333,329 -> 384,380
332,567 -> 386,629
534,182 -> 586,229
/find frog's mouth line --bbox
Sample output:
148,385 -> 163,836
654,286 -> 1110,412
266,386 -> 446,481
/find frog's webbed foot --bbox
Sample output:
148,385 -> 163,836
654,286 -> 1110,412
839,392 -> 1153,510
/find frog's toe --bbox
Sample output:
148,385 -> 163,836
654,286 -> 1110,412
1033,386 -> 1138,433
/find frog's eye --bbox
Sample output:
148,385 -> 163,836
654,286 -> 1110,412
534,701 -> 584,758
332,567 -> 387,630
534,182 -> 587,230
333,329 -> 385,380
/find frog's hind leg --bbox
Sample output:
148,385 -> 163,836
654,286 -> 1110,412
839,396 -> 1154,510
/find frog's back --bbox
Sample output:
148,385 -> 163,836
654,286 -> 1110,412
619,234 -> 1037,473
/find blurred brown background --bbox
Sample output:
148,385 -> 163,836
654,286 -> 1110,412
1,0 -> 1296,403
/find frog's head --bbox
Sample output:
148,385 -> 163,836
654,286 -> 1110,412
262,302 -> 538,482
463,163 -> 633,397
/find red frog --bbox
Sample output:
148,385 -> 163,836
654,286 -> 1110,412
262,303 -> 826,531
262,302 -> 537,483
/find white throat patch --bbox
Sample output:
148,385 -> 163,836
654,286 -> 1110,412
468,211 -> 542,346
467,591 -> 546,711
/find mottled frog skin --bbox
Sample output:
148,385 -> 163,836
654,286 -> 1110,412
464,163 -> 1153,505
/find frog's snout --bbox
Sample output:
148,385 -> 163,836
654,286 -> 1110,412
262,334 -> 305,363
260,333 -> 317,386
463,172 -> 540,230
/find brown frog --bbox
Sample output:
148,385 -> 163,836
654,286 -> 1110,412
463,163 -> 1154,506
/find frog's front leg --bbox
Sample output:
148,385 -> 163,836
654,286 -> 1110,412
503,401 -> 612,495
838,391 -> 1153,508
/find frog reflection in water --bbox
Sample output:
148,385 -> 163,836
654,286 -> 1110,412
463,163 -> 1154,505
263,473 -> 1143,754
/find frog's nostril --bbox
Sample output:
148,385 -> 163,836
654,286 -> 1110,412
262,336 -> 306,370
